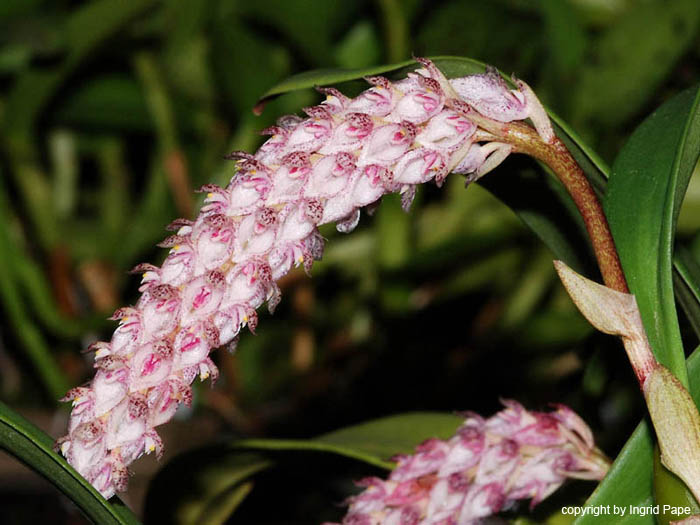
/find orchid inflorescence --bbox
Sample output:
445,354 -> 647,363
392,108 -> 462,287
58,58 -> 565,500
326,401 -> 608,525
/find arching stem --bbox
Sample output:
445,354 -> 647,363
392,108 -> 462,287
463,112 -> 629,294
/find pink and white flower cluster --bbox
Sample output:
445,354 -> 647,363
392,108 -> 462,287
328,401 -> 609,525
57,58 -> 555,498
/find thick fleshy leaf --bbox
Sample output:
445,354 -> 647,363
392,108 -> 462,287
605,86 -> 700,386
577,86 -> 700,523
0,401 -> 140,525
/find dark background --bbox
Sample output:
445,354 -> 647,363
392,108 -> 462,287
2,0 -> 700,523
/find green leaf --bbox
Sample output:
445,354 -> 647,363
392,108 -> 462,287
415,1 -> 537,74
653,443 -> 700,525
2,0 -> 160,139
577,423 -> 654,524
231,0 -> 363,65
334,20 -> 382,69
256,58 -> 414,106
146,413 -> 462,524
576,86 -> 700,523
144,447 -> 272,525
572,0 -> 700,128
234,412 -> 464,469
674,246 -> 700,340
605,86 -> 700,387
0,401 -> 140,525
256,55 -> 610,192
52,75 -> 153,131
576,346 -> 700,525
540,0 -> 586,76
196,481 -> 255,525
479,168 -> 593,276
0,176 -> 69,399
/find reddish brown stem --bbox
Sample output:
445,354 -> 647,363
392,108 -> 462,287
478,118 -> 629,294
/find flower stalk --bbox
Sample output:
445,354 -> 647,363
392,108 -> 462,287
457,68 -> 700,516
466,77 -> 700,511
451,103 -> 629,295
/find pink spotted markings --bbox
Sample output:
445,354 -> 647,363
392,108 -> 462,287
57,58 -> 556,500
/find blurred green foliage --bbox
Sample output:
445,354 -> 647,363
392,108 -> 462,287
2,0 -> 700,523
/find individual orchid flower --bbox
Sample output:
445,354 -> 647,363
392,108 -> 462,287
449,66 -> 554,143
57,58 -> 556,498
